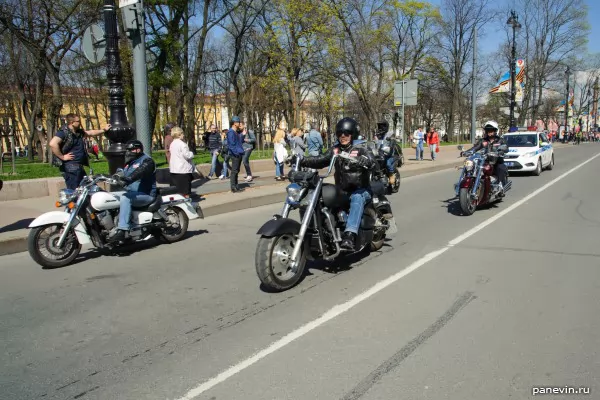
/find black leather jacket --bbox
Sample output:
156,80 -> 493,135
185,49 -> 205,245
301,141 -> 376,192
468,135 -> 506,153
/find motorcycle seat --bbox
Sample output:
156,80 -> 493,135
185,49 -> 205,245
132,195 -> 162,212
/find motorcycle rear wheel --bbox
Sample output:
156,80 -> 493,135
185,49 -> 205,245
391,169 -> 401,193
459,187 -> 477,216
159,207 -> 189,243
255,234 -> 306,292
28,224 -> 81,268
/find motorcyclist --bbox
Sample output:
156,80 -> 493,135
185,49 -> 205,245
298,117 -> 376,250
108,140 -> 157,241
462,120 -> 508,194
375,120 -> 398,186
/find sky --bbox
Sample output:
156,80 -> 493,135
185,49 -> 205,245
427,0 -> 600,56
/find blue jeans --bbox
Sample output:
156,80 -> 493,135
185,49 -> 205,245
221,154 -> 230,177
62,162 -> 85,190
429,143 -> 437,160
208,150 -> 219,177
415,142 -> 424,160
242,149 -> 253,176
118,191 -> 155,230
274,159 -> 284,177
346,188 -> 372,234
385,156 -> 395,173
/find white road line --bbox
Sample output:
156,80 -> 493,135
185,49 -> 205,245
174,151 -> 600,400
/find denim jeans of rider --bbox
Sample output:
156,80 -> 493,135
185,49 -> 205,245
385,157 -> 395,173
415,142 -> 424,160
346,188 -> 372,234
117,191 -> 155,231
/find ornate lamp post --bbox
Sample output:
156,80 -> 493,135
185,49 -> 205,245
507,10 -> 521,130
587,89 -> 592,134
103,0 -> 135,174
564,66 -> 571,143
594,77 -> 599,133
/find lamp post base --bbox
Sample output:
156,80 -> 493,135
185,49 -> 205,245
104,142 -> 127,175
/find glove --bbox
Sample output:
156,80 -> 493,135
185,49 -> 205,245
112,174 -> 126,186
355,155 -> 371,169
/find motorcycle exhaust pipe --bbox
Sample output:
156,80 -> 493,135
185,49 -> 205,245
503,181 -> 512,192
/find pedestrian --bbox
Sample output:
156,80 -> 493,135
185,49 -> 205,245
291,128 -> 306,156
205,124 -> 221,179
273,129 -> 288,181
49,113 -> 110,190
227,116 -> 245,193
219,129 -> 230,179
411,126 -> 425,160
426,127 -> 440,161
306,123 -> 324,156
168,126 -> 195,196
92,141 -> 100,160
163,122 -> 175,164
241,123 -> 256,182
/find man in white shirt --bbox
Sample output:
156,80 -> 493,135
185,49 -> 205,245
411,126 -> 425,160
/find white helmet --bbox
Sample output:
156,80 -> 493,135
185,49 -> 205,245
483,120 -> 499,131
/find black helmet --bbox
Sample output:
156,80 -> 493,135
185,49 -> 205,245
125,140 -> 144,164
377,120 -> 389,137
335,117 -> 359,141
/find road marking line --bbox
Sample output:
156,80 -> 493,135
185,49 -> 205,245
175,151 -> 600,400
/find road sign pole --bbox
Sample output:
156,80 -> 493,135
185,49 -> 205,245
123,1 -> 151,155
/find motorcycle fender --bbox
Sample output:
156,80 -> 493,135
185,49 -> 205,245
28,211 -> 91,245
162,201 -> 201,220
459,177 -> 473,189
257,218 -> 301,237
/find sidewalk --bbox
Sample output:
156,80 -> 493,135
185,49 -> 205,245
0,144 -> 568,256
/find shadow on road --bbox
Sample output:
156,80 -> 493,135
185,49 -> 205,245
0,218 -> 35,234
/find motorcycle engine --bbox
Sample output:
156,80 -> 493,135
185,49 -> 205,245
97,210 -> 115,231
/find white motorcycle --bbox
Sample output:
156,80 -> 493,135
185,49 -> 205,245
27,174 -> 203,268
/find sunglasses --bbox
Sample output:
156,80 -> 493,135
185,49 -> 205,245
337,131 -> 352,137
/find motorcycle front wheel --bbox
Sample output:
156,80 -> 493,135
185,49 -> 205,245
459,187 -> 477,216
28,224 -> 81,268
255,234 -> 307,292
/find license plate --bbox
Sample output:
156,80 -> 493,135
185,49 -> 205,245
505,162 -> 514,167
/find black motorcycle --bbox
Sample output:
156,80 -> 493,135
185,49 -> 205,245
255,153 -> 397,292
367,139 -> 403,194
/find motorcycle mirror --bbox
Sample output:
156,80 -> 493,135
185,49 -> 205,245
457,145 -> 464,151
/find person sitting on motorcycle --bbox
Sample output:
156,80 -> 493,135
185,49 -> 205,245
462,120 -> 509,194
298,117 -> 376,250
375,120 -> 398,186
108,140 -> 157,241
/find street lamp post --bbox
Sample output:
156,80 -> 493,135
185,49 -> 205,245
564,66 -> 571,143
507,10 -> 521,129
103,0 -> 135,174
594,77 -> 599,133
587,89 -> 592,134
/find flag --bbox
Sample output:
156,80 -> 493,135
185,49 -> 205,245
489,59 -> 526,95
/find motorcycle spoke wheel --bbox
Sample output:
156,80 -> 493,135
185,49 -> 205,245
160,208 -> 189,243
28,224 -> 81,268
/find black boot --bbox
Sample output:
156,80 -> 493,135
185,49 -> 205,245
107,228 -> 127,242
340,231 -> 356,250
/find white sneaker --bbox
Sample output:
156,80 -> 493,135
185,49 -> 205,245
219,175 -> 225,180
245,176 -> 253,182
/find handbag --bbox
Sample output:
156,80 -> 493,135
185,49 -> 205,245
435,145 -> 440,153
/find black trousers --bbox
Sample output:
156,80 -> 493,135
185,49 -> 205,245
495,163 -> 508,184
230,155 -> 242,189
171,173 -> 192,196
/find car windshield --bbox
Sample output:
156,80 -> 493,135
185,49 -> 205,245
504,134 -> 538,147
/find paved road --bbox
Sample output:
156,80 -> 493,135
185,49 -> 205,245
1,144 -> 599,400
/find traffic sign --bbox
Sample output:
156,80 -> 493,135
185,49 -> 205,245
119,0 -> 139,8
394,79 -> 418,106
82,24 -> 106,64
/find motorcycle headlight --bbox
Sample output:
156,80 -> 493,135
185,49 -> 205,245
286,183 -> 304,204
464,159 -> 474,171
58,189 -> 76,205
381,145 -> 391,155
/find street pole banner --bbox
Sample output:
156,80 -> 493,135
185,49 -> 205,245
489,58 -> 526,97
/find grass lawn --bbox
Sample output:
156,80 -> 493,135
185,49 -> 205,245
0,149 -> 274,181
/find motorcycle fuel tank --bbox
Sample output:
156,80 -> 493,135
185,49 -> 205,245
90,191 -> 121,211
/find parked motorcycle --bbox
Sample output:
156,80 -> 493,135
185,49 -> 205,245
27,174 -> 203,268
368,139 -> 403,194
255,153 -> 397,292
454,144 -> 512,216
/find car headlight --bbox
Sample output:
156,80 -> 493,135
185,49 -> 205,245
464,159 -> 474,171
286,183 -> 304,204
58,189 -> 76,205
523,151 -> 537,158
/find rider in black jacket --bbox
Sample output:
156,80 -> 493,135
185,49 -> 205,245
299,117 -> 376,250
463,120 -> 508,191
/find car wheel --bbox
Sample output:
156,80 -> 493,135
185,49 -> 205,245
533,158 -> 542,176
546,154 -> 554,170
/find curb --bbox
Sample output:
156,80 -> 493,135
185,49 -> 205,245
0,160 -> 463,257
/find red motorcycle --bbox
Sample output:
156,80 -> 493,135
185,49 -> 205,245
454,145 -> 512,216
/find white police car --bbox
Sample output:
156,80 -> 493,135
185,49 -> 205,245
502,130 -> 554,175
